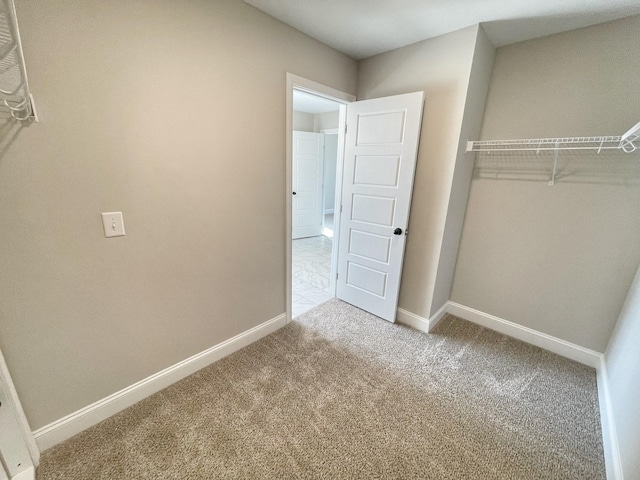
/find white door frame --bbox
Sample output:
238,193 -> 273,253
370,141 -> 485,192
320,128 -> 339,236
286,73 -> 355,323
0,347 -> 39,478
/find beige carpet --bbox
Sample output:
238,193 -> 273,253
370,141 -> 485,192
37,299 -> 605,479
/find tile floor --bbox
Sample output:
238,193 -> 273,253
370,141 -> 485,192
292,234 -> 333,318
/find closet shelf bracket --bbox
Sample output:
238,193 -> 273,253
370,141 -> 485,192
549,141 -> 560,186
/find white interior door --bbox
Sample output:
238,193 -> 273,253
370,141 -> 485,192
336,91 -> 424,322
292,131 -> 325,239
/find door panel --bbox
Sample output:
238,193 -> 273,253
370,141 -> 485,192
292,131 -> 324,239
354,156 -> 401,186
351,194 -> 396,225
347,262 -> 387,296
349,230 -> 391,263
337,92 -> 424,322
356,111 -> 406,144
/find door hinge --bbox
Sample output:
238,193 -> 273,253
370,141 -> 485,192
340,205 -> 343,213
336,272 -> 339,280
345,123 -> 348,134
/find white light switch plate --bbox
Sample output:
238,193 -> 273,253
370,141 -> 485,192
101,212 -> 125,238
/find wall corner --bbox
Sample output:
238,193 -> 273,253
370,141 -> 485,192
428,24 -> 496,317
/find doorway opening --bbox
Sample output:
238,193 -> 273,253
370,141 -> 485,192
286,74 -> 354,321
291,92 -> 341,318
287,75 -> 424,323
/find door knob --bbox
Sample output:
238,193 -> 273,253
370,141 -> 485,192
292,191 -> 297,195
393,228 -> 402,235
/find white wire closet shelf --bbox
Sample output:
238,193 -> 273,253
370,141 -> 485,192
466,120 -> 640,186
0,0 -> 36,122
466,120 -> 640,154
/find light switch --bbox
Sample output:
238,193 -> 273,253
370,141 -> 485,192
101,212 -> 126,238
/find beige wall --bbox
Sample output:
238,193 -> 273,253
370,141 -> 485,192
451,16 -> 640,351
293,110 -> 314,131
430,27 -> 495,316
292,110 -> 339,133
357,25 -> 491,319
5,0 -> 636,439
313,111 -> 339,132
604,263 -> 640,479
0,0 -> 357,430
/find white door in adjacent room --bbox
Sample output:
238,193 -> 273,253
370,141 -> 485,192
336,91 -> 424,322
292,131 -> 325,239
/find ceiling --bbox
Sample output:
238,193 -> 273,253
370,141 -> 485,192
293,90 -> 340,114
245,0 -> 640,59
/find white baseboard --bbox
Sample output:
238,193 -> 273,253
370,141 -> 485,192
597,360 -> 623,480
324,209 -> 334,215
33,313 -> 287,452
396,308 -> 429,332
446,302 -> 603,368
396,302 -> 448,333
398,301 -> 602,368
427,302 -> 449,331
